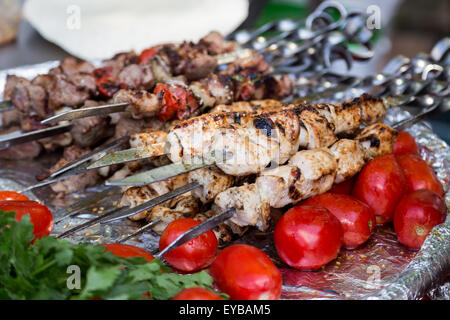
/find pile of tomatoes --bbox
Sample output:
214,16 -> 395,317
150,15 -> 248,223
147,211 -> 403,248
274,131 -> 447,271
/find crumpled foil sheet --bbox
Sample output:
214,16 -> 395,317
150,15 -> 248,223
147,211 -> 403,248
0,62 -> 449,300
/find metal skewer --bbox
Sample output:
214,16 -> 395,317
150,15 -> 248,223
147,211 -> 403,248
0,123 -> 72,150
20,136 -> 129,192
56,182 -> 201,237
0,100 -> 14,113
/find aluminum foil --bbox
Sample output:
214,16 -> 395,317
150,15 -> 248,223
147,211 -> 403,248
0,62 -> 449,300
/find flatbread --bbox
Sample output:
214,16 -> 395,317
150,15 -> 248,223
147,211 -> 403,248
23,0 -> 248,60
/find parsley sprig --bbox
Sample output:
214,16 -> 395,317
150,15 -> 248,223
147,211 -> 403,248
0,211 -> 220,300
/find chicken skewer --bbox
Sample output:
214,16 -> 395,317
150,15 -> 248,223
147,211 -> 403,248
106,93 -> 390,186
111,121 -> 398,247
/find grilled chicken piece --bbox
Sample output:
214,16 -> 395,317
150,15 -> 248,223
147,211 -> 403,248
194,210 -> 234,244
215,183 -> 271,231
188,166 -> 235,203
214,123 -> 398,231
211,107 -> 336,176
50,145 -> 100,195
357,123 -> 397,160
147,194 -> 201,234
329,139 -> 365,183
129,129 -> 167,148
113,89 -> 160,119
211,99 -> 284,113
118,174 -> 189,221
166,94 -> 387,173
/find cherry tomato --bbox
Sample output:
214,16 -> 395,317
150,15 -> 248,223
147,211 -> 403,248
393,190 -> 446,249
209,244 -> 282,300
353,154 -> 407,224
0,200 -> 53,239
154,84 -> 181,122
274,206 -> 342,270
302,193 -> 376,249
396,154 -> 444,197
393,131 -> 419,156
329,178 -> 355,195
104,243 -> 154,262
0,191 -> 30,201
172,287 -> 224,300
159,218 -> 217,272
138,47 -> 158,64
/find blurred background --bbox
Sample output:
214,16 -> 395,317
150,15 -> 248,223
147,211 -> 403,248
0,0 -> 449,141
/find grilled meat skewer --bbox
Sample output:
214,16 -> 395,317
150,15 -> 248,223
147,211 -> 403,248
109,93 -> 388,185
115,122 -> 397,244
214,123 -> 397,231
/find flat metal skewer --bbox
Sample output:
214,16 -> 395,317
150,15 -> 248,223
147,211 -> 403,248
0,123 -> 72,150
52,186 -> 122,224
106,153 -> 216,187
153,208 -> 236,260
56,207 -> 122,239
87,142 -> 166,170
118,219 -> 162,243
41,102 -> 130,125
20,137 -> 130,192
0,100 -> 14,113
57,182 -> 200,237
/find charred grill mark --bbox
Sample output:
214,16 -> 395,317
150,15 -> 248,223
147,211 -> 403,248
275,122 -> 285,135
341,93 -> 381,109
233,112 -> 241,125
253,116 -> 275,137
174,132 -> 184,158
289,185 -> 302,201
359,135 -> 380,148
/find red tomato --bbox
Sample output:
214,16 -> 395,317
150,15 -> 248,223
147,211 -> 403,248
138,47 -> 158,64
159,218 -> 217,272
172,287 -> 224,300
154,84 -> 181,122
396,154 -> 444,197
0,191 -> 30,201
393,190 -> 447,249
209,244 -> 282,300
104,243 -> 154,262
393,131 -> 419,156
302,193 -> 376,249
352,154 -> 407,224
0,200 -> 53,239
274,206 -> 342,270
329,178 -> 355,194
